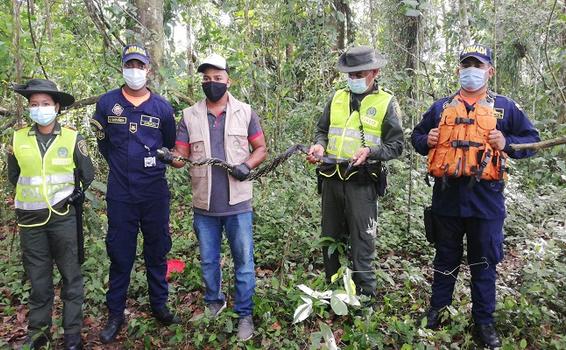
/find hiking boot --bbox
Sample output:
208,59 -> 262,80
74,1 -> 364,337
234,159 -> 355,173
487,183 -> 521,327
237,315 -> 254,341
473,323 -> 502,349
152,306 -> 181,325
21,332 -> 50,350
206,301 -> 227,318
422,307 -> 443,330
63,333 -> 83,350
99,313 -> 125,344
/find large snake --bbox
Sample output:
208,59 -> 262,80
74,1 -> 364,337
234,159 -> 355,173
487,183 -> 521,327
157,144 -> 315,180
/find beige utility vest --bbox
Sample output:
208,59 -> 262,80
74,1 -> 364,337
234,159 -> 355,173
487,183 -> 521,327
182,93 -> 253,210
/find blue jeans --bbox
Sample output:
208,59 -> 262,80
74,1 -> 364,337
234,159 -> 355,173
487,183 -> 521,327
193,212 -> 255,317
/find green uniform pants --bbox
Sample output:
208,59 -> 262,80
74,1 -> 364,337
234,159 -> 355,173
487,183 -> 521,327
20,208 -> 84,335
321,177 -> 378,295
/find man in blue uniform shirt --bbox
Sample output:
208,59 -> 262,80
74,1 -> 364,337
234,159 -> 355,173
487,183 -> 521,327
411,44 -> 540,349
91,44 -> 179,344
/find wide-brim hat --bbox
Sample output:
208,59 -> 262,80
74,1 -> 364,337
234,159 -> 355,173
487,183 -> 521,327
336,46 -> 387,73
13,79 -> 75,107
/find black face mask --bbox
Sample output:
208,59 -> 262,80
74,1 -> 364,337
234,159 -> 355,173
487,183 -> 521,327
202,81 -> 227,102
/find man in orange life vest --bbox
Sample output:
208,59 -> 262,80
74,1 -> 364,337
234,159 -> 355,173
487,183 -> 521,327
411,45 -> 540,348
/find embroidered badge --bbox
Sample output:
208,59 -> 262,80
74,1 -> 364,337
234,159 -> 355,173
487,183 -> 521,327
108,116 -> 127,124
494,108 -> 505,119
140,115 -> 160,129
78,139 -> 88,156
366,107 -> 377,116
112,103 -> 124,116
129,122 -> 138,133
57,147 -> 68,158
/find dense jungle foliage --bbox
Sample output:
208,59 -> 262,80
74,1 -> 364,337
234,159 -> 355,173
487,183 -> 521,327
0,0 -> 565,348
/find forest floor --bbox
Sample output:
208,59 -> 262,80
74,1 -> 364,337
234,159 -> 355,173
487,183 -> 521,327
0,159 -> 565,349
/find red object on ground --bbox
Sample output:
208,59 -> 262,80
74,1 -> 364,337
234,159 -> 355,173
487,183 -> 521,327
166,259 -> 186,281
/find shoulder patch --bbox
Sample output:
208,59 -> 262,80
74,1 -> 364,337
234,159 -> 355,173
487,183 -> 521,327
77,139 -> 89,156
90,119 -> 105,140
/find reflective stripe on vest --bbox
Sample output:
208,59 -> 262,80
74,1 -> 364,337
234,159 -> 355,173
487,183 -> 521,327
13,126 -> 77,222
327,88 -> 392,161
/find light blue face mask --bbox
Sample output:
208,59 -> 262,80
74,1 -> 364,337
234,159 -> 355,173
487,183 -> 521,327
347,77 -> 368,94
459,67 -> 488,92
29,106 -> 57,126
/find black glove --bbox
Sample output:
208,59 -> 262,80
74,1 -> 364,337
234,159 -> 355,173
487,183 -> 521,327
67,189 -> 85,205
231,163 -> 251,181
156,147 -> 174,164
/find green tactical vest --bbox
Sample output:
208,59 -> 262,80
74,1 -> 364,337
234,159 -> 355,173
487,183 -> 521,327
326,88 -> 393,161
13,126 -> 77,227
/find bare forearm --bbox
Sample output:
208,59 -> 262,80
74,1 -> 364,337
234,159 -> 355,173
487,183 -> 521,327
245,145 -> 267,169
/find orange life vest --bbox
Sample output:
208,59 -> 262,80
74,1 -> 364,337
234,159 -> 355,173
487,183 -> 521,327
427,92 -> 507,182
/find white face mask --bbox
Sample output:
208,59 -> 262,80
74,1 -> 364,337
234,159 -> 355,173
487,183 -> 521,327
29,106 -> 57,126
347,77 -> 368,94
123,68 -> 147,90
459,67 -> 488,92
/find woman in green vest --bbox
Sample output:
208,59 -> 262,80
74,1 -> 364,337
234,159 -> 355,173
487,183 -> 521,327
7,79 -> 94,350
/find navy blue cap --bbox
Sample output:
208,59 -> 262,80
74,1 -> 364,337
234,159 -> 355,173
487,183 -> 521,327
459,44 -> 493,65
122,44 -> 150,65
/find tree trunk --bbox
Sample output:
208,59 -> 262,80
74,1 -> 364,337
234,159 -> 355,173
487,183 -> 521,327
11,0 -> 23,124
45,0 -> 52,41
134,0 -> 165,84
334,0 -> 346,50
458,0 -> 471,47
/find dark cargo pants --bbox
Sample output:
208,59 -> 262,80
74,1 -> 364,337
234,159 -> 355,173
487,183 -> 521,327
20,209 -> 84,335
430,214 -> 504,324
321,177 -> 378,295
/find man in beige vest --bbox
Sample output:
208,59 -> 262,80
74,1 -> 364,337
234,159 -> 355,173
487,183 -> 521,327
169,53 -> 266,341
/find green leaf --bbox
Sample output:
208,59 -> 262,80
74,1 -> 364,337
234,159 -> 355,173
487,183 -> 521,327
330,293 -> 348,315
401,0 -> 419,7
292,297 -> 313,324
404,9 -> 421,17
320,323 -> 338,350
520,339 -> 527,349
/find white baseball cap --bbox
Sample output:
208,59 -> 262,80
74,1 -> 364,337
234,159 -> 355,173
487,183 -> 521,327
197,53 -> 229,73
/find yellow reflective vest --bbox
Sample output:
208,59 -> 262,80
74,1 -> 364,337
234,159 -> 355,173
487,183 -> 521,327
326,88 -> 393,161
13,126 -> 77,227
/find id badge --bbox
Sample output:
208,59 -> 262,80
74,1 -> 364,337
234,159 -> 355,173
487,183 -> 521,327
144,156 -> 156,168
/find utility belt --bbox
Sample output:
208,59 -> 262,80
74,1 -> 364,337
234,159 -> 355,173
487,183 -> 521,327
316,161 -> 387,196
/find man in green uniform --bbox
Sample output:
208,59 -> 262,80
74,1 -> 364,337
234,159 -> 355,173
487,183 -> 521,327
7,79 -> 94,350
307,46 -> 404,296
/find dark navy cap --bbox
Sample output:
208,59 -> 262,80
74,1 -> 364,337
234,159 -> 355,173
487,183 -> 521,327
122,44 -> 150,65
459,44 -> 493,65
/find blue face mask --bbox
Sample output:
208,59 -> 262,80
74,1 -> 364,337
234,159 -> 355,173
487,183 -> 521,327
459,67 -> 488,92
347,77 -> 368,94
29,106 -> 57,126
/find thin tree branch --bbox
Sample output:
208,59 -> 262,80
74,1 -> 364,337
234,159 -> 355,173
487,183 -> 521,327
26,0 -> 49,80
391,40 -> 437,100
510,136 -> 566,151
